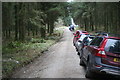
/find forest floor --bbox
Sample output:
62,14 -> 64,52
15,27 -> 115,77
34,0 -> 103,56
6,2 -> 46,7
2,26 -> 65,78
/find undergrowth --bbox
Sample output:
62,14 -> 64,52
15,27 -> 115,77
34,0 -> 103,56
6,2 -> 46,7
2,28 -> 64,78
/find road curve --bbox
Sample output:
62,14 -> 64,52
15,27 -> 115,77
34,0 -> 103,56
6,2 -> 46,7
12,27 -> 86,78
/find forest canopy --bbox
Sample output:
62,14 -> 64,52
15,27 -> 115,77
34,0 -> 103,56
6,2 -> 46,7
2,2 -> 120,42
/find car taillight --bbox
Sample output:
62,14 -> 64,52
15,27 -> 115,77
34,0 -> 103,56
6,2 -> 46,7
83,45 -> 86,48
95,65 -> 102,67
95,51 -> 106,58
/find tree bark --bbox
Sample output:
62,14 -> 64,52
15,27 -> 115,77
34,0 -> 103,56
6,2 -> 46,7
14,3 -> 18,41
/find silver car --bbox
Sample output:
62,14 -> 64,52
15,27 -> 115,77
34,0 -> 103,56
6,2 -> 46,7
75,34 -> 88,51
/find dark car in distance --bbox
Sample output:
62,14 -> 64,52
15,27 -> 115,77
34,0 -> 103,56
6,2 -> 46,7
80,36 -> 120,78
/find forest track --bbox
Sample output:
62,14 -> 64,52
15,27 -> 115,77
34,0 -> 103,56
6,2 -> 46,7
12,27 -> 86,78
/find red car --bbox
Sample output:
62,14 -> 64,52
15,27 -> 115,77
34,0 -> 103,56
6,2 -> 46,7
80,36 -> 120,78
73,30 -> 89,46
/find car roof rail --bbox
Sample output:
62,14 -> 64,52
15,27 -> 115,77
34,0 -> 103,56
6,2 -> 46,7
108,33 -> 120,37
95,31 -> 120,37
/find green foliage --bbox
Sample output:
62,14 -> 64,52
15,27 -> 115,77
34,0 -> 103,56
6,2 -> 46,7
71,2 -> 120,33
31,38 -> 46,43
63,17 -> 71,26
29,10 -> 45,29
2,39 -> 54,77
2,27 -> 64,78
3,61 -> 17,76
2,41 -> 24,55
8,41 -> 23,48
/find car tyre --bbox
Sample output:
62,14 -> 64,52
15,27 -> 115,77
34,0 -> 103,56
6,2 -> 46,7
80,57 -> 85,66
77,52 -> 80,55
79,49 -> 83,59
85,60 -> 94,78
76,48 -> 78,51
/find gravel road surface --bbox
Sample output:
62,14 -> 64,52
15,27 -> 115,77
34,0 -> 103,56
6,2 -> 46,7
12,27 -> 119,80
12,27 -> 86,78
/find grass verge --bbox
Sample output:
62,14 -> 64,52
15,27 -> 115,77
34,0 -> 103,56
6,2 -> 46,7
2,28 -> 64,78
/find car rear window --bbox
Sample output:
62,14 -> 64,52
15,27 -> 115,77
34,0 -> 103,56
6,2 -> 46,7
83,36 -> 94,44
90,37 -> 103,47
89,36 -> 95,40
105,39 -> 120,54
79,34 -> 88,41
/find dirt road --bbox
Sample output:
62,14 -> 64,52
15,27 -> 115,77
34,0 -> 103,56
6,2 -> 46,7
12,27 -> 86,78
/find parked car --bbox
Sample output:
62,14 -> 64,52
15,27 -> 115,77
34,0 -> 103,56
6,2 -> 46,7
75,34 -> 89,51
78,35 -> 95,56
73,30 -> 89,46
69,24 -> 75,31
80,36 -> 120,78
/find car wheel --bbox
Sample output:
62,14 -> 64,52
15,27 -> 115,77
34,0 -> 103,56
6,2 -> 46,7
76,48 -> 78,51
73,43 -> 75,46
73,41 -> 75,46
80,57 -> 85,66
79,49 -> 83,59
77,52 -> 80,55
85,60 -> 94,78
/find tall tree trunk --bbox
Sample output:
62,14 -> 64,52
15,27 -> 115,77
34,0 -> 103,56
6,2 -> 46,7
118,2 -> 120,34
50,21 -> 54,35
27,23 -> 30,36
32,30 -> 35,37
8,27 -> 11,37
47,22 -> 50,33
40,27 -> 46,38
84,19 -> 87,31
14,3 -> 18,41
94,4 -> 98,31
18,3 -> 26,41
36,28 -> 38,35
